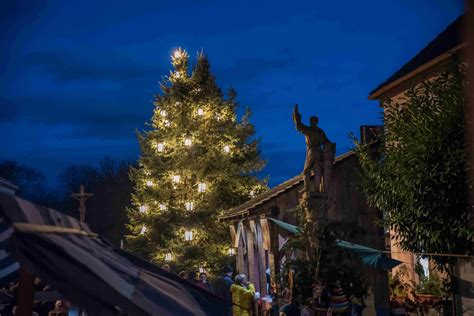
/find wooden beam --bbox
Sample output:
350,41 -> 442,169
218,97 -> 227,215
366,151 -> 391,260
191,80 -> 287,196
17,267 -> 34,316
260,218 -> 271,251
229,224 -> 236,247
247,221 -> 259,292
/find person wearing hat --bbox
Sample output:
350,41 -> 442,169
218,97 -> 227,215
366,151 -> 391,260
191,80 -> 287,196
213,265 -> 234,315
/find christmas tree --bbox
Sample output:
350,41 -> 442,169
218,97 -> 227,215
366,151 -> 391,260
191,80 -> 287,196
126,48 -> 266,274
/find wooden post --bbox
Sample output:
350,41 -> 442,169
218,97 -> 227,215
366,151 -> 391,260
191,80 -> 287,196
247,221 -> 258,292
17,267 -> 34,316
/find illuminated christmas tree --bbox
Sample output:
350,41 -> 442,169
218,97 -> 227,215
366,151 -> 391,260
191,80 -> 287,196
127,48 -> 266,273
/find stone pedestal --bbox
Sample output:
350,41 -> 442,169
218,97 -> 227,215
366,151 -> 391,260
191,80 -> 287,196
300,191 -> 329,223
300,191 -> 329,266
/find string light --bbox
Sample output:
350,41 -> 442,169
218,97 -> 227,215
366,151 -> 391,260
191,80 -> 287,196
172,175 -> 181,183
159,204 -> 167,211
184,138 -> 192,146
140,226 -> 147,235
160,110 -> 167,117
175,101 -> 181,106
198,267 -> 205,273
164,120 -> 171,127
197,108 -> 204,116
223,145 -> 231,153
157,143 -> 164,152
228,248 -> 236,256
165,252 -> 173,261
250,190 -> 256,198
185,202 -> 194,211
184,230 -> 193,241
197,182 -> 207,192
146,180 -> 154,187
139,205 -> 148,213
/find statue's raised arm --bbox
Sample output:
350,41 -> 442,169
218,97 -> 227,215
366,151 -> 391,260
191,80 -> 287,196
293,104 -> 308,133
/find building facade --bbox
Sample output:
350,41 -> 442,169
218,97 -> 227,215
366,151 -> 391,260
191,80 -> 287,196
368,13 -> 473,314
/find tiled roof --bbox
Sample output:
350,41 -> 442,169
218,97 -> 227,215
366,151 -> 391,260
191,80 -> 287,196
369,14 -> 465,99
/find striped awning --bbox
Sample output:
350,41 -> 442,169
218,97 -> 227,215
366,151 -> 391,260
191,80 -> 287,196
0,218 -> 19,287
0,192 -> 229,315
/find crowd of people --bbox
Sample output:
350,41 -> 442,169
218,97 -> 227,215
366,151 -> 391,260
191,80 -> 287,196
0,278 -> 72,316
168,264 -> 256,316
170,264 -> 366,316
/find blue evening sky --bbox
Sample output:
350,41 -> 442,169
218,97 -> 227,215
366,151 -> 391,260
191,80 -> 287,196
0,1 -> 464,187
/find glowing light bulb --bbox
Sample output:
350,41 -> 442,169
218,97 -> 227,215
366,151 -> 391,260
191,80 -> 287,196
164,120 -> 171,127
160,110 -> 167,117
228,248 -> 236,256
250,190 -> 256,198
172,175 -> 180,183
185,202 -> 194,211
159,204 -> 167,211
184,230 -> 193,241
139,205 -> 148,213
197,182 -> 207,193
223,145 -> 231,153
197,108 -> 204,116
157,143 -> 164,152
173,50 -> 182,59
165,252 -> 173,261
140,226 -> 147,235
146,180 -> 154,187
184,138 -> 192,146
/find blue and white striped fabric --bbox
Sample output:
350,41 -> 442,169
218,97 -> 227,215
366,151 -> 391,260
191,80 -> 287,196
0,218 -> 19,287
0,191 -> 229,315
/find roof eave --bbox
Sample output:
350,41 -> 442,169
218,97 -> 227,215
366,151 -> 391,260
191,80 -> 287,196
368,43 -> 466,101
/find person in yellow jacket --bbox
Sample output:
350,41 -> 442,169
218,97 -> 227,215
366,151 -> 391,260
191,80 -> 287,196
230,274 -> 256,316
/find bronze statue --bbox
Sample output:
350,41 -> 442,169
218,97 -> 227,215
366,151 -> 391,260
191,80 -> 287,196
293,104 -> 335,193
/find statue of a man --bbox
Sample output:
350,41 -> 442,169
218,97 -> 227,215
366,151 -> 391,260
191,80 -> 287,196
293,104 -> 332,193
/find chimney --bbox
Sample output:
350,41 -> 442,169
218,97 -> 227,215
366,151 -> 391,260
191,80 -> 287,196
0,178 -> 19,196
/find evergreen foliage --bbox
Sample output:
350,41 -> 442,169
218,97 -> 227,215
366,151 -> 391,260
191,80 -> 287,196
126,48 -> 266,274
352,64 -> 472,276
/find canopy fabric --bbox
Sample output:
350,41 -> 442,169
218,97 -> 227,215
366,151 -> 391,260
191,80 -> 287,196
268,218 -> 402,271
0,218 -> 19,287
268,218 -> 302,235
0,192 -> 229,315
335,239 -> 402,270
